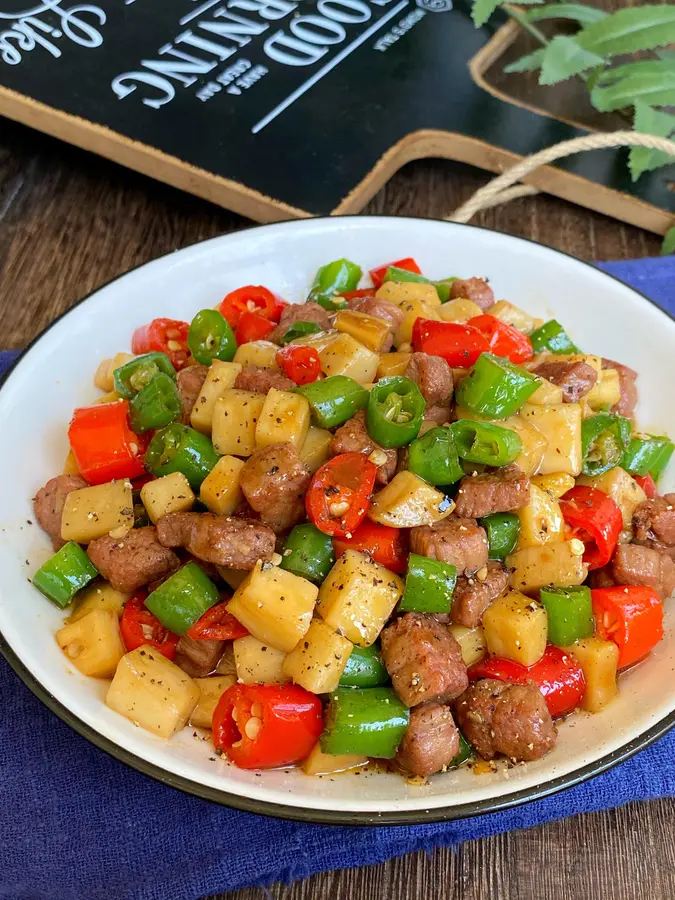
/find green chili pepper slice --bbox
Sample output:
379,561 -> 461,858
452,419 -> 523,467
321,687 -> 409,758
383,267 -> 453,302
280,524 -> 335,585
308,258 -> 361,311
32,542 -> 98,608
187,309 -> 237,365
129,373 -> 182,434
449,732 -> 473,767
407,426 -> 464,486
295,375 -> 369,429
145,561 -> 220,635
621,434 -> 675,480
145,423 -> 219,489
529,320 -> 579,355
480,512 -> 520,560
367,376 -> 426,449
113,352 -> 176,399
581,413 -> 631,477
399,553 -> 457,614
339,645 -> 390,688
539,585 -> 594,647
455,353 -> 539,419
280,321 -> 323,345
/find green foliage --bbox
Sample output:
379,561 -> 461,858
524,3 -> 606,26
504,48 -> 546,73
629,102 -> 675,181
539,35 -> 604,85
662,228 -> 675,257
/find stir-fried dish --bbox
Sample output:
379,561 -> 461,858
31,255 -> 673,779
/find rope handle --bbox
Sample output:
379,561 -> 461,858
447,130 -> 675,224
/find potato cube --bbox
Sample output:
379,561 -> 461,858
335,309 -> 392,353
527,379 -> 564,406
531,473 -> 576,499
141,472 -> 194,523
63,450 -> 81,475
291,330 -> 340,353
377,352 -> 411,379
507,540 -> 588,596
94,352 -> 134,392
375,280 -> 440,308
586,368 -> 621,411
438,298 -> 483,323
282,619 -> 353,693
255,388 -> 311,451
190,360 -> 242,434
448,625 -> 486,666
486,300 -> 539,334
69,582 -> 130,623
318,333 -> 379,384
519,403 -> 582,476
515,483 -> 564,551
211,389 -> 266,457
482,591 -> 547,667
227,561 -> 317,652
94,391 -> 124,405
199,456 -> 245,516
233,635 -> 290,684
299,426 -> 333,474
317,550 -> 403,646
577,466 -> 646,531
303,743 -> 367,775
233,340 -> 280,371
369,471 -> 454,528
61,478 -> 134,544
56,610 -> 126,678
190,675 -> 236,728
562,637 -> 619,713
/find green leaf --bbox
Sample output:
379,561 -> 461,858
525,3 -> 607,26
629,101 -> 675,181
538,35 -> 605,86
662,227 -> 675,257
599,59 -> 675,85
504,48 -> 546,74
471,0 -> 502,27
577,5 -> 675,58
590,66 -> 675,111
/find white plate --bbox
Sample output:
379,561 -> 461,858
1,216 -> 673,824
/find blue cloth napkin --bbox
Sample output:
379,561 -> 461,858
1,255 -> 675,900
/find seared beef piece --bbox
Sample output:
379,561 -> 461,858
233,366 -> 294,394
329,410 -> 397,486
423,402 -> 451,424
177,365 -> 208,423
33,474 -> 88,550
156,512 -> 275,569
449,277 -> 494,311
453,465 -> 530,519
633,495 -> 675,551
269,302 -> 331,344
174,636 -> 225,678
348,295 -> 403,352
602,358 -> 638,418
410,517 -> 488,574
611,543 -> 675,600
404,352 -> 453,405
240,442 -> 311,533
531,361 -> 597,403
87,527 -> 180,593
451,561 -> 509,628
396,702 -> 460,777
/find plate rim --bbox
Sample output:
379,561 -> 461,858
2,214 -> 673,826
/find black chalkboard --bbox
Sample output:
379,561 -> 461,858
0,0 -> 673,227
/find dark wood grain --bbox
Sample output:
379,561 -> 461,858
0,71 -> 670,900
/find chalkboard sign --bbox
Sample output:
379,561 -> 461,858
0,0 -> 673,228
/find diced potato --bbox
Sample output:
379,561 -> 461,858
94,352 -> 134,392
227,561 -> 317,652
369,471 -> 454,528
61,478 -> 134,544
448,625 -> 486,666
377,352 -> 411,379
317,550 -> 403,646
282,619 -> 353,693
531,473 -> 576,499
303,743 -> 367,775
69,582 -> 130,623
299,426 -> 333,474
63,450 -> 81,475
199,456 -> 245,516
335,309 -> 392,353
562,638 -> 619,713
438,298 -> 483,323
376,280 -> 440,308
515,484 -> 564,551
586,368 -> 621,412
211,389 -> 266,457
318,333 -> 379,384
141,472 -> 194,523
93,391 -> 124,405
56,610 -> 126,678
482,591 -> 547,667
507,540 -> 588,596
519,403 -> 582,476
233,635 -> 290,684
190,360 -> 242,434
106,645 -> 200,738
577,467 -> 646,532
233,340 -> 280,371
454,406 -> 547,477
527,379 -> 564,406
487,300 -> 539,334
291,330 -> 340,353
255,388 -> 311,451
190,675 -> 236,729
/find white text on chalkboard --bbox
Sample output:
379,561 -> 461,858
0,2 -> 106,65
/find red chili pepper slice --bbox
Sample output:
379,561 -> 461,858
131,318 -> 190,370
68,401 -> 148,485
468,314 -> 534,364
333,519 -> 408,573
411,318 -> 490,368
187,601 -> 249,641
369,257 -> 421,289
468,646 -> 586,718
339,288 -> 377,302
212,682 -> 323,769
120,594 -> 180,660
306,452 -> 377,538
218,286 -> 282,328
559,485 -> 623,570
235,310 -> 276,345
634,473 -> 657,499
592,586 -> 663,669
276,345 -> 321,386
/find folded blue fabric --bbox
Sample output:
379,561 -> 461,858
1,255 -> 674,900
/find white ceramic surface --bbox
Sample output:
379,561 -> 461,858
1,216 -> 673,823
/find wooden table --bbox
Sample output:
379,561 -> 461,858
1,117 -> 673,900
